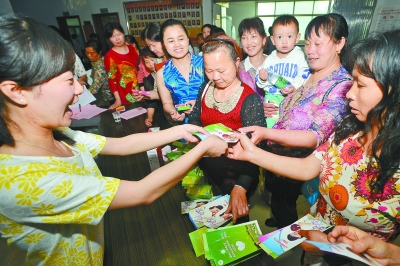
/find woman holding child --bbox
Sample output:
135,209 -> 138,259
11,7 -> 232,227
189,34 -> 266,223
229,28 -> 400,265
255,13 -> 352,230
0,14 -> 227,265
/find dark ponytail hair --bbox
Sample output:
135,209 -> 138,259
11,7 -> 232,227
0,14 -> 75,146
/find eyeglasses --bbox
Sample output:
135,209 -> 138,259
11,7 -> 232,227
203,38 -> 235,48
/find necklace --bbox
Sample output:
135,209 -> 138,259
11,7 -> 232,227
204,82 -> 244,113
15,140 -> 68,157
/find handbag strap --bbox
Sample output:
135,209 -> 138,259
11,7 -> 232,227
322,78 -> 352,102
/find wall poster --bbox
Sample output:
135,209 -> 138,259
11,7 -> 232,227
369,0 -> 400,34
124,0 -> 203,44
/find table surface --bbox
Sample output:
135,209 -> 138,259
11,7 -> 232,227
70,103 -> 277,266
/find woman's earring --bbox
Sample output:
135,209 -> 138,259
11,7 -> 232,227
337,50 -> 341,55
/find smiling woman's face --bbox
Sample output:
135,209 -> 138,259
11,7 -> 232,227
162,25 -> 189,59
304,29 -> 342,72
240,28 -> 266,58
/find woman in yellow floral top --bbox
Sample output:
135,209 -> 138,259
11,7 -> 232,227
0,14 -> 227,266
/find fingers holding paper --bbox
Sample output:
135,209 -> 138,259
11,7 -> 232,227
226,133 -> 256,162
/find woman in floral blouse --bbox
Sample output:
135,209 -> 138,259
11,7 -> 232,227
251,13 -> 353,230
228,28 -> 400,265
85,40 -> 114,105
0,14 -> 227,266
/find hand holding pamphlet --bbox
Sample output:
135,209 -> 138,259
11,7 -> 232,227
193,123 -> 244,143
304,241 -> 381,266
258,214 -> 332,258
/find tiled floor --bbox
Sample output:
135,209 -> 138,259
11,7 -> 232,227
248,183 -> 311,266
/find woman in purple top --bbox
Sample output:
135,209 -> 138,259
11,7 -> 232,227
237,13 -> 353,229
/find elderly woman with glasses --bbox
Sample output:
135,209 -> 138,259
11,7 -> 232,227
188,34 -> 266,224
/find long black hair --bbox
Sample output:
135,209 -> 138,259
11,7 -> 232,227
0,14 -> 75,146
334,29 -> 400,192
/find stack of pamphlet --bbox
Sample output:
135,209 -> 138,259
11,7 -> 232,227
186,184 -> 213,200
188,195 -> 232,229
181,196 -> 222,214
203,221 -> 263,266
182,166 -> 206,189
189,220 -> 263,265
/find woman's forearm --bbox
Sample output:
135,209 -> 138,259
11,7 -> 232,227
265,128 -> 318,149
109,139 -> 214,209
250,145 -> 320,180
101,126 -> 185,155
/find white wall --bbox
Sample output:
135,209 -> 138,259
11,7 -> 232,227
226,1 -> 256,43
0,0 -> 14,14
10,0 -> 213,33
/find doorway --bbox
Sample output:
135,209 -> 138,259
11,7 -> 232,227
92,12 -> 120,53
56,16 -> 85,55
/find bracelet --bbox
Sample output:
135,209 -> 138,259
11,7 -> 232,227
234,184 -> 244,189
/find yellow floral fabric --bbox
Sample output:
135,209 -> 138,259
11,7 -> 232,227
0,127 -> 120,265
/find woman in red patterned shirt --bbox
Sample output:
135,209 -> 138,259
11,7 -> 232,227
104,22 -> 139,109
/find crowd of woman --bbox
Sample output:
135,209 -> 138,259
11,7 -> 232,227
1,11 -> 400,266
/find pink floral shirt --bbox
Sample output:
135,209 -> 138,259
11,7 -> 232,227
267,66 -> 352,159
312,132 -> 400,242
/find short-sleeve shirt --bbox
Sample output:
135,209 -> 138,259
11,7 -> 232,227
268,66 -> 352,159
162,53 -> 204,105
312,133 -> 400,242
0,128 -> 120,265
104,45 -> 139,105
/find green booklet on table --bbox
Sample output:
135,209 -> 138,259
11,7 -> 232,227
203,220 -> 263,266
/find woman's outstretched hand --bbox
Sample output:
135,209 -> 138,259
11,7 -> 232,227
327,226 -> 394,266
201,135 -> 228,157
237,126 -> 266,145
226,133 -> 255,162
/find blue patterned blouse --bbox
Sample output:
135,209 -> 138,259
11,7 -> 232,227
162,53 -> 204,105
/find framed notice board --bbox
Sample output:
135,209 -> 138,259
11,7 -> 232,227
124,0 -> 202,43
